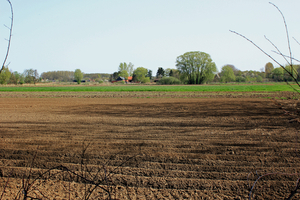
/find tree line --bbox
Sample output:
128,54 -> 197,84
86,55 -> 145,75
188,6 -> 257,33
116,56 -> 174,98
112,51 -> 293,85
0,67 -> 40,84
0,51 -> 296,85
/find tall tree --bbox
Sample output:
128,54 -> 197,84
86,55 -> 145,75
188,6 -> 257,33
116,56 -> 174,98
176,51 -> 217,84
23,69 -> 38,84
265,62 -> 274,78
133,67 -> 149,83
111,71 -> 120,81
128,62 -> 134,76
0,66 -> 11,84
118,62 -> 134,79
8,71 -> 21,84
220,65 -> 236,83
165,68 -> 171,76
225,64 -> 240,76
119,70 -> 129,79
74,69 -> 83,84
156,67 -> 165,78
271,67 -> 284,81
147,70 -> 152,80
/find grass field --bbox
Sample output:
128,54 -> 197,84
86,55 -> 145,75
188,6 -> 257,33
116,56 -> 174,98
0,82 -> 297,92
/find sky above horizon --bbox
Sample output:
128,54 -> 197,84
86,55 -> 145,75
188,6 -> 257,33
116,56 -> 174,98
0,0 -> 300,75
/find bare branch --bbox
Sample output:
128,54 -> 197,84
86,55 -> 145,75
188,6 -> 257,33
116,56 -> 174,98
271,51 -> 300,63
3,24 -> 10,29
264,35 -> 299,79
229,30 -> 284,68
229,30 -> 300,90
264,35 -> 290,65
1,0 -> 14,73
269,2 -> 292,65
293,37 -> 300,46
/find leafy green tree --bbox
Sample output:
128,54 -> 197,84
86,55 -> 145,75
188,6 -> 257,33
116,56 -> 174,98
170,69 -> 180,79
110,71 -> 120,81
33,70 -> 39,84
271,67 -> 284,81
8,71 -> 21,84
128,62 -> 134,76
74,69 -> 83,84
118,62 -> 134,78
265,62 -> 274,78
165,68 -> 178,77
164,68 -> 172,77
220,65 -> 236,83
224,64 -> 239,76
118,62 -> 128,79
156,67 -> 165,78
283,64 -> 300,81
147,70 -> 152,80
119,70 -> 129,79
235,76 -> 246,82
256,75 -> 263,82
23,69 -> 39,84
142,77 -> 150,83
176,51 -> 217,84
133,67 -> 148,83
0,66 -> 11,84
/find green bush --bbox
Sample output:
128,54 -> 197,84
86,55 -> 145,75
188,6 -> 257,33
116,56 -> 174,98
157,77 -> 182,85
256,75 -> 263,82
113,80 -> 125,84
235,76 -> 246,83
141,77 -> 150,83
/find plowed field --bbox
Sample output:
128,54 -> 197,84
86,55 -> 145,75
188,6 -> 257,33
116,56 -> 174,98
0,92 -> 299,199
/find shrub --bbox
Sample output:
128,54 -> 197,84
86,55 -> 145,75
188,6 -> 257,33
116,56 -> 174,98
256,75 -> 263,82
157,77 -> 181,85
235,76 -> 246,83
141,77 -> 150,83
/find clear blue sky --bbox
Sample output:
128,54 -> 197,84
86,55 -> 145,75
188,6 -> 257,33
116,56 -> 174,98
0,0 -> 300,75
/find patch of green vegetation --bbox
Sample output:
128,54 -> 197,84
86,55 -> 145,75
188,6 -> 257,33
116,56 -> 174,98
262,97 -> 273,99
0,83 -> 296,92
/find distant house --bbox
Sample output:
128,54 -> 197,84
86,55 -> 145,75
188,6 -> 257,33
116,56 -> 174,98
116,77 -> 125,81
112,76 -> 133,83
127,76 -> 133,83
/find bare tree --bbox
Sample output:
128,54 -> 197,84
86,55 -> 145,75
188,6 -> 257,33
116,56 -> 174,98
1,0 -> 13,74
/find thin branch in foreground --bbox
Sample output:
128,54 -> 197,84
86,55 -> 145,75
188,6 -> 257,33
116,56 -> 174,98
271,51 -> 300,63
229,30 -> 284,68
269,2 -> 292,65
229,30 -> 300,91
248,172 -> 300,200
264,35 -> 291,66
1,0 -> 13,73
293,37 -> 300,46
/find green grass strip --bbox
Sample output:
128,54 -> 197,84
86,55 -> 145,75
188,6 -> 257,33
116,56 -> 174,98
0,83 -> 296,92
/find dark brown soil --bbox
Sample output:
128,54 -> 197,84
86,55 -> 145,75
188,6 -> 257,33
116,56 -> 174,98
0,93 -> 299,199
